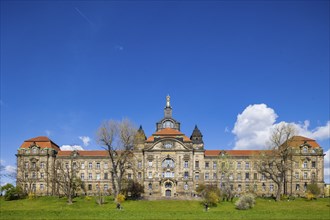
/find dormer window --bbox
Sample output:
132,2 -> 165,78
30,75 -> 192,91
303,147 -> 308,153
163,120 -> 174,128
32,148 -> 37,154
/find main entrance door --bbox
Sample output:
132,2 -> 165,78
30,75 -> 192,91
165,189 -> 171,197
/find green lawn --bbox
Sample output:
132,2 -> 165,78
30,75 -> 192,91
0,196 -> 329,220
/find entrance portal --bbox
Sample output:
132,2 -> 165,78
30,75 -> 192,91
165,189 -> 171,197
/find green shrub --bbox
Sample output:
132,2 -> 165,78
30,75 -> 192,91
235,193 -> 256,210
1,184 -> 25,201
307,183 -> 320,198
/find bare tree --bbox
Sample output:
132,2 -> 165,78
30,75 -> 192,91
97,119 -> 137,197
255,123 -> 296,201
54,155 -> 81,204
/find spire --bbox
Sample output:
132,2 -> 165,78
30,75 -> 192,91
164,95 -> 172,118
166,95 -> 171,108
190,125 -> 203,144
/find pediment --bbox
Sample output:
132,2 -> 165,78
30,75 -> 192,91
145,138 -> 192,151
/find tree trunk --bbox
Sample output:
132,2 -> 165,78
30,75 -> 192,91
276,182 -> 282,201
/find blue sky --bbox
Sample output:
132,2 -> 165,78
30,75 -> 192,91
1,1 -> 329,184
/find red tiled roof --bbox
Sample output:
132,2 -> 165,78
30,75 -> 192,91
20,136 -> 60,151
146,128 -> 192,142
57,150 -> 109,157
153,128 -> 184,136
288,136 -> 320,148
205,150 -> 267,157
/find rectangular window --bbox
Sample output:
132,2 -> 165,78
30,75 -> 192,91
245,173 -> 250,180
88,162 -> 92,169
213,161 -> 217,169
303,161 -> 308,169
138,172 -> 142,179
32,184 -> 36,192
221,173 -> 225,180
184,171 -> 189,179
296,184 -> 300,191
96,174 -> 101,180
221,162 -> 225,169
229,173 -> 233,180
205,173 -> 209,180
88,173 -> 92,180
253,173 -> 257,180
195,173 -> 199,180
312,161 -> 316,168
303,172 -> 308,179
270,184 -> 274,192
96,162 -> 100,169
229,162 -> 233,169
25,173 -> 28,178
195,161 -> 199,169
40,184 -> 44,191
237,162 -> 241,170
138,161 -> 142,169
104,163 -> 108,169
148,161 -> 152,168
40,172 -> 44,179
32,172 -> 37,179
261,173 -> 266,180
81,173 -> 85,180
184,161 -> 188,168
184,183 -> 188,190
205,162 -> 209,169
237,173 -> 241,180
295,172 -> 299,179
128,173 -> 132,180
245,162 -> 250,169
40,162 -> 45,169
262,183 -> 266,191
81,163 -> 85,169
88,184 -> 92,191
32,162 -> 36,169
25,162 -> 29,169
213,172 -> 217,180
104,173 -> 108,180
104,184 -> 108,191
148,172 -> 152,179
65,162 -> 69,169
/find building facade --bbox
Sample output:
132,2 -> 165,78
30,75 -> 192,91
16,96 -> 325,198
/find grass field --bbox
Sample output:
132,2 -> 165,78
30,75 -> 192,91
0,196 -> 329,220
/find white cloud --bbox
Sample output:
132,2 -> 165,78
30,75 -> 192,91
79,136 -> 91,147
232,104 -> 330,150
232,104 -> 277,150
5,165 -> 16,174
60,145 -> 84,151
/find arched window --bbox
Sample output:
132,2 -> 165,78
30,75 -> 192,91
303,147 -> 308,153
32,148 -> 37,154
162,158 -> 175,168
165,182 -> 172,188
163,120 -> 174,128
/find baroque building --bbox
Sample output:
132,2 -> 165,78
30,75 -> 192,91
16,96 -> 325,198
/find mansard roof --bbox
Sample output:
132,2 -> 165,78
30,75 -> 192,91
20,136 -> 60,151
146,128 -> 191,142
287,136 -> 320,148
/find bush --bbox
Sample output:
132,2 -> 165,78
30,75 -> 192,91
197,184 -> 220,207
307,183 -> 320,198
235,194 -> 256,210
1,184 -> 25,201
